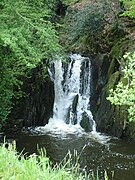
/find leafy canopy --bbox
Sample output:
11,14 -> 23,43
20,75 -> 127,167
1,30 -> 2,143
0,0 -> 61,68
0,0 -> 61,124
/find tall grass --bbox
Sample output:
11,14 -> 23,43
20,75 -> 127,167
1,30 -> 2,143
0,141 -> 86,180
0,141 -> 112,179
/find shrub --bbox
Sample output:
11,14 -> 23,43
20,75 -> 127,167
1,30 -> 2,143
107,52 -> 135,122
119,0 -> 135,18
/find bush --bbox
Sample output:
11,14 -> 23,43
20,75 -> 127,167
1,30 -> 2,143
119,0 -> 135,18
107,52 -> 135,122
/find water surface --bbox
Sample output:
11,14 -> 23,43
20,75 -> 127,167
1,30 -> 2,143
6,128 -> 135,180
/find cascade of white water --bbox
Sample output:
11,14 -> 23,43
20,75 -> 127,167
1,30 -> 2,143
36,54 -> 96,133
53,54 -> 96,130
53,60 -> 64,121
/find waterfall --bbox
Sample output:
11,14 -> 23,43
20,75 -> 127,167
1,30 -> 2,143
36,54 -> 96,134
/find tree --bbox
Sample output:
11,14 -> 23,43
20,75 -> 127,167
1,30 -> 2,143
0,0 -> 62,126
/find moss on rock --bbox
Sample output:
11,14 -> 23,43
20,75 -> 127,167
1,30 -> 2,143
125,121 -> 135,140
106,71 -> 120,95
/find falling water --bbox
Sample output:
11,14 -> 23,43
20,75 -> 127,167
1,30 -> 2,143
36,54 -> 96,134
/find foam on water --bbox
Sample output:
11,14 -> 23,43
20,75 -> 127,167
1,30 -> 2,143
35,118 -> 85,136
34,123 -> 110,144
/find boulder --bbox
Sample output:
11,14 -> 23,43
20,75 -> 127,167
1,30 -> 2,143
80,112 -> 93,132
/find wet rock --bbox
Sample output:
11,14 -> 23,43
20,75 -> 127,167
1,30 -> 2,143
72,113 -> 77,125
72,94 -> 79,113
91,55 -> 128,138
80,112 -> 93,132
9,67 -> 55,127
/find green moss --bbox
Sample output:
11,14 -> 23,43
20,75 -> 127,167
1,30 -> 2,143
107,59 -> 115,79
106,71 -> 120,95
114,105 -> 127,124
110,37 -> 134,60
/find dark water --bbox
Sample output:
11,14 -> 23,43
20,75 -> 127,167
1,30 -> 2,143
3,130 -> 135,180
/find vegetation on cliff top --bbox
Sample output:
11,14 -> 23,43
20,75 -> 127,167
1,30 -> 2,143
63,0 -> 113,53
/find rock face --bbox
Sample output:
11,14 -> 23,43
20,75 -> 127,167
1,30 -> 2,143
90,53 -> 132,139
89,33 -> 135,140
10,67 -> 55,127
23,77 -> 54,126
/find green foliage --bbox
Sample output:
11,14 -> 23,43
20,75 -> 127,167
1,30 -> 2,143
107,52 -> 135,122
0,0 -> 62,124
0,45 -> 22,124
66,0 -> 110,43
0,142 -> 87,180
0,0 -> 61,65
119,0 -> 135,18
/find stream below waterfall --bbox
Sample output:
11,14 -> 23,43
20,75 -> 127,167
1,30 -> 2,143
2,54 -> 135,179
